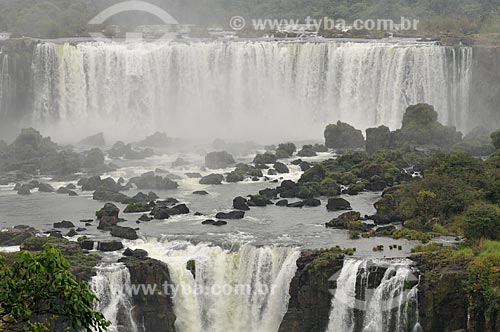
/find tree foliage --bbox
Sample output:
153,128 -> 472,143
0,247 -> 110,332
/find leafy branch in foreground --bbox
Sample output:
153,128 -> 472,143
0,247 -> 110,332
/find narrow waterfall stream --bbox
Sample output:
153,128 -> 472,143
327,259 -> 420,332
91,263 -> 139,332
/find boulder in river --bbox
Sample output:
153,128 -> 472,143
53,220 -> 75,228
233,196 -> 250,211
273,162 -> 290,174
110,226 -> 139,240
202,219 -> 228,226
215,211 -> 245,219
38,182 -> 55,192
98,241 -> 124,252
326,198 -> 352,211
205,151 -> 235,169
17,184 -> 31,195
199,174 -> 224,185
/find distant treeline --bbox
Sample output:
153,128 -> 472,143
0,0 -> 499,38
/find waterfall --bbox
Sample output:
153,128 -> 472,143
31,40 -> 472,142
91,263 -> 138,332
0,53 -> 12,121
131,239 -> 300,332
327,258 -> 420,332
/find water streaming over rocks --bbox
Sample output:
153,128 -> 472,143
31,40 -> 472,141
130,239 -> 300,332
90,263 -> 139,332
327,258 -> 420,332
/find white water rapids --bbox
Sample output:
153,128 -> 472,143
31,40 -> 471,142
130,239 -> 300,332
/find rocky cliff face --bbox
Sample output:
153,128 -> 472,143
119,256 -> 177,332
278,250 -> 344,332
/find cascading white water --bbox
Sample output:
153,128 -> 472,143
327,258 -> 420,332
31,40 -> 471,142
130,239 -> 300,332
91,263 -> 138,332
0,53 -> 12,120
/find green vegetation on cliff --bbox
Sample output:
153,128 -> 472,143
0,246 -> 109,332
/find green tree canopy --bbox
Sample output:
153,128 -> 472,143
0,247 -> 110,332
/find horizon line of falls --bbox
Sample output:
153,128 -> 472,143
131,239 -> 300,332
327,258 -> 421,332
90,263 -> 139,332
31,40 -> 472,142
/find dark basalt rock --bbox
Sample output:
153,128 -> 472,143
226,171 -> 245,183
193,190 -> 209,195
287,201 -> 305,208
326,211 -> 361,229
326,198 -> 352,211
215,211 -> 245,219
299,161 -> 311,171
68,190 -> 78,196
79,240 -> 95,250
123,248 -> 149,259
124,203 -> 151,213
324,121 -> 365,150
138,214 -> 153,222
56,186 -> 71,194
81,176 -> 103,191
253,152 -> 276,165
17,184 -> 31,195
267,169 -> 278,175
278,250 -> 345,332
259,188 -> 278,199
0,226 -> 36,246
66,229 -> 78,237
248,195 -> 273,206
118,256 -> 177,332
66,183 -> 76,190
233,196 -> 250,211
199,173 -> 224,185
202,219 -> 227,226
93,190 -> 130,204
205,151 -> 235,169
53,220 -> 75,229
277,180 -> 299,198
276,199 -> 289,207
129,172 -> 178,190
151,203 -> 189,220
274,162 -> 290,174
97,203 -> 120,230
97,240 -> 124,252
111,226 -> 139,240
38,182 -> 55,192
303,198 -> 321,207
136,132 -> 172,147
